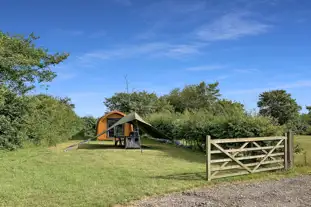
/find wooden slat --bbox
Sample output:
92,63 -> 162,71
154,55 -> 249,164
211,171 -> 250,179
206,135 -> 211,181
210,152 -> 284,163
253,165 -> 284,173
211,159 -> 284,171
252,139 -> 284,172
210,145 -> 284,154
211,142 -> 249,177
211,136 -> 286,144
211,166 -> 284,180
212,143 -> 252,173
284,134 -> 288,170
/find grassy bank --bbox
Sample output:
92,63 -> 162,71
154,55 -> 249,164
0,136 -> 310,207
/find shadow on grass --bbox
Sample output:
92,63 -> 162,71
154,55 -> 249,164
77,143 -> 153,150
73,137 -> 206,164
145,139 -> 206,164
153,172 -> 206,181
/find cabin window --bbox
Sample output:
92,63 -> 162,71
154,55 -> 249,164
107,118 -> 124,138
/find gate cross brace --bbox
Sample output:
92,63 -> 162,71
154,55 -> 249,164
253,141 -> 283,167
212,143 -> 253,173
252,139 -> 284,172
211,142 -> 249,177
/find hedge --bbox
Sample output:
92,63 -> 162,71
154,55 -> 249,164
146,110 -> 284,151
0,86 -> 83,150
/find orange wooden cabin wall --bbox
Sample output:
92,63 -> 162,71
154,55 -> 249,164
96,111 -> 133,140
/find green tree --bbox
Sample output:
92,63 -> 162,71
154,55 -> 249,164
25,94 -> 82,146
0,31 -> 69,94
257,90 -> 301,125
104,91 -> 172,116
166,81 -> 221,112
81,116 -> 98,137
0,86 -> 29,150
163,88 -> 184,112
57,97 -> 75,109
214,99 -> 245,116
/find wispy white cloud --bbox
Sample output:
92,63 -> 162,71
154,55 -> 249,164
113,0 -> 132,6
136,0 -> 207,40
234,68 -> 260,73
54,29 -> 84,36
79,42 -> 206,61
160,43 -> 205,58
89,30 -> 106,38
185,65 -> 226,71
227,80 -> 311,95
196,12 -> 271,41
144,0 -> 206,18
53,29 -> 108,39
215,75 -> 230,80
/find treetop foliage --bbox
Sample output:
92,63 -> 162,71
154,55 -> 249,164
0,31 -> 69,94
257,90 -> 301,125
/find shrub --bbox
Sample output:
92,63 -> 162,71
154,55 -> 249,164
25,94 -> 83,146
146,112 -> 180,139
306,126 -> 311,135
146,110 -> 284,151
0,86 -> 29,150
81,116 -> 98,138
0,88 -> 83,150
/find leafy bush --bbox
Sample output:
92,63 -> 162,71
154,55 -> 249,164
304,126 -> 311,135
146,109 -> 283,151
294,143 -> 304,154
0,86 -> 29,150
25,94 -> 83,146
81,116 -> 98,138
146,112 -> 180,139
0,87 -> 83,150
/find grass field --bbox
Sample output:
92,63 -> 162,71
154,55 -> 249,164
0,136 -> 310,207
295,135 -> 311,166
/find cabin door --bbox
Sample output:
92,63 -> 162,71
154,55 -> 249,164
107,118 -> 124,138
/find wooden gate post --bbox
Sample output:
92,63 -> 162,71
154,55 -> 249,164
286,130 -> 294,169
284,133 -> 288,170
206,135 -> 211,181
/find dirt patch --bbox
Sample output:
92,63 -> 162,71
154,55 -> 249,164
132,175 -> 311,207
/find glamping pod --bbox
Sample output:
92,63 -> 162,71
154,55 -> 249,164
96,111 -> 133,140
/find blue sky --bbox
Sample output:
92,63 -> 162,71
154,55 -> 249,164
1,0 -> 310,116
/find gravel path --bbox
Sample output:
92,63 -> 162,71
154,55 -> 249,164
133,175 -> 311,207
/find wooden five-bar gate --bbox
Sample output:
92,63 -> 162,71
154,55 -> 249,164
206,132 -> 294,181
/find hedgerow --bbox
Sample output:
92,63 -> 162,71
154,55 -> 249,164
146,109 -> 284,151
0,86 -> 83,150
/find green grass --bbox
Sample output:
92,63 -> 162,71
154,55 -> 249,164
295,135 -> 311,167
0,136 -> 311,207
0,139 -> 207,207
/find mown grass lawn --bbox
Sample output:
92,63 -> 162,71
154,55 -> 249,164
0,136 -> 310,207
295,135 -> 311,166
0,139 -> 207,207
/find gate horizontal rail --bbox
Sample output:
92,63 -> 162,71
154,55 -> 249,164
206,133 -> 293,181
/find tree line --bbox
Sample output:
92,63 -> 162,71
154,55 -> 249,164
1,30 -> 310,150
104,82 -> 310,134
103,80 -> 310,151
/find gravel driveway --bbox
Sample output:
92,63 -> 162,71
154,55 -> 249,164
133,175 -> 311,207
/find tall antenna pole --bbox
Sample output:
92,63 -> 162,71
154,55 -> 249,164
125,74 -> 129,94
124,75 -> 131,112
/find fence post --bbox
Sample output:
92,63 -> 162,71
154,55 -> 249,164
286,130 -> 294,169
206,135 -> 211,181
304,151 -> 307,166
284,133 -> 288,170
